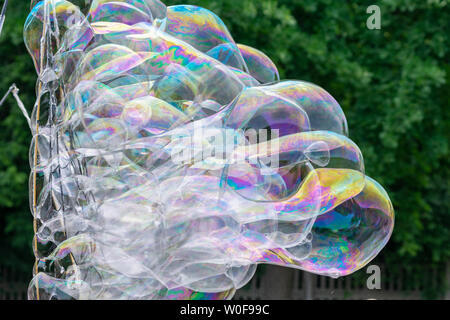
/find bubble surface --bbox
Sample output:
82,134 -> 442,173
25,0 -> 394,300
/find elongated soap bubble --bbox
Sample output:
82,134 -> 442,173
24,0 -> 394,300
237,44 -> 280,84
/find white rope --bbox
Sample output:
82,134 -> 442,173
0,0 -> 8,37
0,83 -> 31,129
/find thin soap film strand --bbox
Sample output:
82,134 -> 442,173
32,0 -> 50,301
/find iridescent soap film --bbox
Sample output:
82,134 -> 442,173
25,0 -> 394,300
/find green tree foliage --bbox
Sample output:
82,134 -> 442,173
0,0 -> 36,271
0,0 -> 448,282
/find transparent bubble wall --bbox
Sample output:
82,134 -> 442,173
25,0 -> 394,300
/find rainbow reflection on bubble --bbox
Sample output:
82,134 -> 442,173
25,0 -> 394,300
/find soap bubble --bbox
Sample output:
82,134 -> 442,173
25,0 -> 394,300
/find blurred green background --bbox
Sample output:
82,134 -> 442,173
0,0 -> 448,298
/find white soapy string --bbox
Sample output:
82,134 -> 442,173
0,0 -> 7,37
0,83 -> 32,129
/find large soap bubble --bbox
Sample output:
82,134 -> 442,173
24,0 -> 394,300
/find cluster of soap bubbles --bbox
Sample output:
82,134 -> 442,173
25,0 -> 394,300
